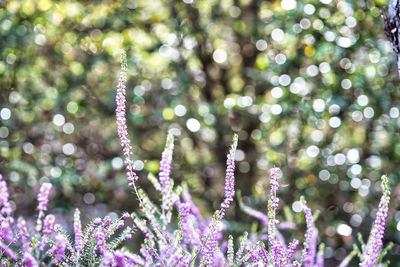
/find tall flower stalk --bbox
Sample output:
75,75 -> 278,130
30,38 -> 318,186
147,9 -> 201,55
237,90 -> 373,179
159,130 -> 174,227
359,175 -> 391,267
301,196 -> 317,267
115,50 -> 142,205
202,134 -> 238,266
36,183 -> 52,232
74,209 -> 83,261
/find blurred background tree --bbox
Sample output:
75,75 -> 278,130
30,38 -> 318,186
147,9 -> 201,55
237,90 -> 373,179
1,0 -> 400,265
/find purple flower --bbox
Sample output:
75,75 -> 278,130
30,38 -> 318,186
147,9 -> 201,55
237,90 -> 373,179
122,213 -> 130,220
267,167 -> 283,262
286,239 -> 299,263
115,51 -> 139,186
36,183 -> 52,212
22,253 -> 38,267
0,218 -> 13,243
159,131 -> 174,196
124,252 -> 145,266
202,135 -> 238,266
0,174 -> 11,216
94,229 -> 108,256
268,167 -> 280,210
50,234 -> 67,264
42,214 -> 55,235
39,215 -> 54,250
179,202 -> 201,248
219,134 -> 238,219
0,241 -> 17,261
17,218 -> 31,254
202,218 -> 220,266
114,250 -> 126,267
301,196 -> 317,267
360,175 -> 391,267
101,251 -> 114,266
74,209 -> 83,254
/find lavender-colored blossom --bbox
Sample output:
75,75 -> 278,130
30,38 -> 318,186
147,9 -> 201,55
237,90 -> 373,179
101,251 -> 114,267
159,131 -> 174,196
42,214 -> 55,235
50,234 -> 67,264
23,253 -> 38,267
202,135 -> 238,266
0,174 -> 11,216
227,235 -> 234,267
182,189 -> 203,222
115,51 -> 140,189
267,167 -> 281,243
0,241 -> 17,261
0,218 -> 13,243
287,239 -> 299,263
202,218 -> 220,266
94,229 -> 108,256
301,196 -> 317,267
268,167 -> 280,210
36,183 -> 52,212
219,134 -> 238,219
246,245 -> 261,262
267,167 -> 285,264
122,213 -> 130,220
74,209 -> 83,254
36,183 -> 52,232
17,218 -> 31,254
114,250 -> 126,267
102,216 -> 112,229
360,175 -> 391,267
179,202 -> 201,248
94,218 -> 102,226
124,252 -> 145,266
256,241 -> 268,263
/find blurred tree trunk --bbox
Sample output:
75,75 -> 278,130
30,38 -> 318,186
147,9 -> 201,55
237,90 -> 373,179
384,0 -> 400,78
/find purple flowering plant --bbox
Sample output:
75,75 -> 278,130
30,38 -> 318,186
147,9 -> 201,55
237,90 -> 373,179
0,51 -> 394,266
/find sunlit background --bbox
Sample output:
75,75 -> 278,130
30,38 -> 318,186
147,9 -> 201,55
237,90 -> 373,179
1,0 -> 400,265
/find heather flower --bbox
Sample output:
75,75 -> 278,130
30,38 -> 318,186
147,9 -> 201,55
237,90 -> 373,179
0,218 -> 13,243
227,235 -> 234,267
202,134 -> 238,266
359,175 -> 391,267
0,175 -> 11,216
36,183 -> 52,212
115,50 -> 142,205
17,218 -> 32,255
267,167 -> 285,264
219,133 -> 238,219
267,167 -> 280,241
124,252 -> 145,266
36,182 -> 52,232
39,214 -> 55,250
50,234 -> 67,264
0,242 -> 17,261
159,131 -> 174,197
74,209 -> 83,255
114,250 -> 126,267
301,196 -> 317,267
286,239 -> 299,262
23,253 -> 38,267
42,214 -> 55,235
94,228 -> 108,256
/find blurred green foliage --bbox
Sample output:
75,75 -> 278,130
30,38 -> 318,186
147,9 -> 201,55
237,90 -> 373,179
1,0 -> 400,265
